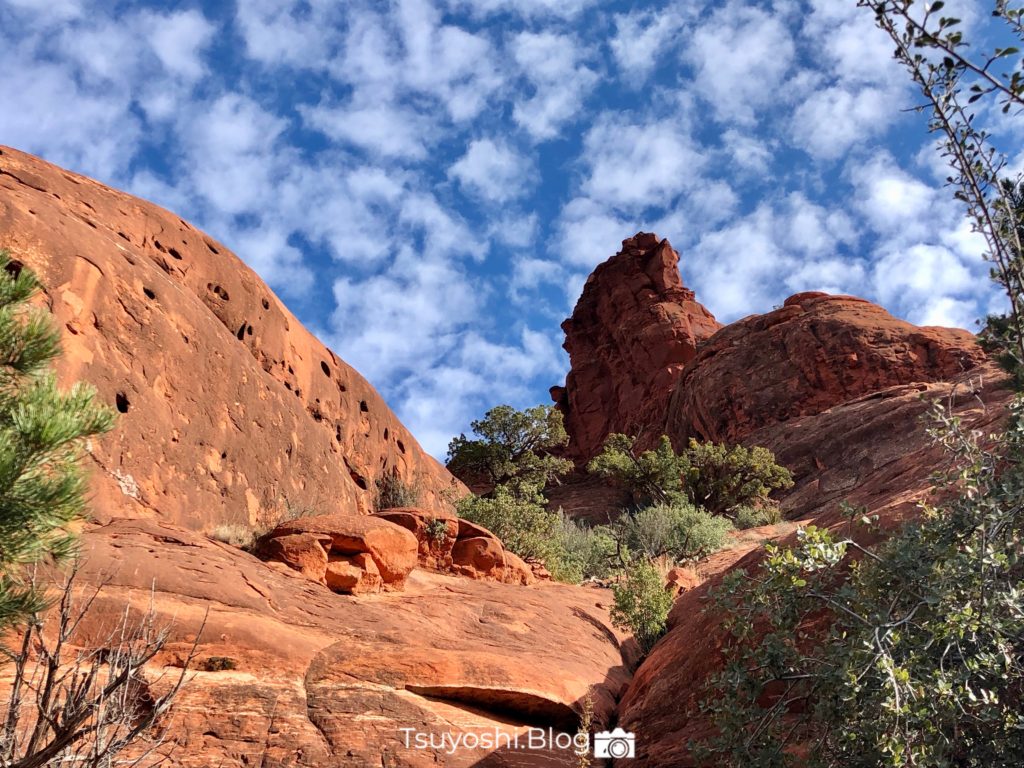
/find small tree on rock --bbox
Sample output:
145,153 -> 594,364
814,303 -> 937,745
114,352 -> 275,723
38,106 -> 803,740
0,251 -> 114,633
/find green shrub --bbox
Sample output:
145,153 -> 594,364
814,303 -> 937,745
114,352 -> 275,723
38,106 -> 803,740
456,483 -> 561,563
610,560 -> 674,654
697,398 -> 1024,766
587,434 -> 685,506
733,504 -> 783,530
551,515 -> 617,584
374,471 -> 420,511
424,517 -> 450,544
446,404 -> 572,491
679,439 -> 793,516
587,434 -> 792,517
618,502 -> 733,563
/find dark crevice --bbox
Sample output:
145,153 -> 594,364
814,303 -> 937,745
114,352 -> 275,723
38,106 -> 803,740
404,686 -> 579,732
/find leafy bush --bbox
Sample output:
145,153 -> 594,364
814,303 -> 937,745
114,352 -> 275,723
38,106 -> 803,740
587,434 -> 685,506
374,471 -> 421,511
697,399 -> 1024,766
588,434 -> 792,517
618,502 -> 733,563
551,515 -> 617,584
610,560 -> 674,654
733,503 -> 783,530
0,251 -> 115,631
456,483 -> 562,563
697,2 -> 1024,760
679,439 -> 793,516
447,404 -> 572,491
424,517 -> 450,544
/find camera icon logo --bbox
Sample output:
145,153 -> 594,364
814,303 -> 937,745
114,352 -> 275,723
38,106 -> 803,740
593,728 -> 635,759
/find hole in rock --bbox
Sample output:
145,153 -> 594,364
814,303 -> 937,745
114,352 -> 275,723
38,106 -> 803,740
115,393 -> 130,414
205,240 -> 219,255
321,361 -> 330,377
397,440 -> 406,454
143,287 -> 155,300
383,428 -> 389,440
207,283 -> 229,301
236,323 -> 247,341
168,247 -> 182,260
262,298 -> 270,310
118,231 -> 130,242
359,401 -> 369,413
349,471 -> 368,490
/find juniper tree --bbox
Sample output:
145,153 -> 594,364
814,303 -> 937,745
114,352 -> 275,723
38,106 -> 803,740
0,251 -> 114,633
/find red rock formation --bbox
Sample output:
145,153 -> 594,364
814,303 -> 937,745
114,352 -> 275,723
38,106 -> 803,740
0,145 -> 459,529
59,518 -> 635,768
376,507 -> 460,571
375,507 -> 537,584
554,233 -> 721,463
667,292 -> 987,446
617,367 -> 1011,765
261,513 -> 419,593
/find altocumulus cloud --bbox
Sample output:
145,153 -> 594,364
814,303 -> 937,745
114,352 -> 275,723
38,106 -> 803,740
0,0 -> 1009,457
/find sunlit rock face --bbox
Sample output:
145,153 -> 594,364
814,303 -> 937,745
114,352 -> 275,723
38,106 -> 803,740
0,144 -> 459,530
555,232 -> 721,463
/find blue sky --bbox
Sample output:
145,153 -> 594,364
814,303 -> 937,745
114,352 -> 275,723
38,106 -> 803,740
0,0 -> 1014,457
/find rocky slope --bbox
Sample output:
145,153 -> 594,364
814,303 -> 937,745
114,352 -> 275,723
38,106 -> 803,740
70,518 -> 633,768
0,145 -> 457,528
667,290 -> 987,446
0,148 -> 633,768
1,147 -> 1010,768
552,234 -> 1008,765
553,233 -> 721,463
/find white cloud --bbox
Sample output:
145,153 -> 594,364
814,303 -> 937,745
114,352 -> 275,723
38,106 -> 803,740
610,9 -> 687,85
556,198 -> 633,270
684,2 -> 796,125
450,139 -> 533,203
144,10 -> 215,81
871,243 -> 978,326
721,129 -> 772,175
445,0 -> 597,20
235,0 -> 339,66
580,116 -> 706,210
792,85 -> 897,160
301,102 -> 435,160
848,154 -> 938,240
512,31 -> 598,140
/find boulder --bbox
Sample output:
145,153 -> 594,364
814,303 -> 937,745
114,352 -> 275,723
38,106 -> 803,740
262,513 -> 417,592
664,566 -> 700,597
325,553 -> 382,595
63,518 -> 634,768
502,551 -> 536,586
451,536 -> 506,580
375,507 -> 458,571
258,532 -> 329,582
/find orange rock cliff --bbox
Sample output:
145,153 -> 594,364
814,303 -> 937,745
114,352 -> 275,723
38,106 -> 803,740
0,147 -> 1009,767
